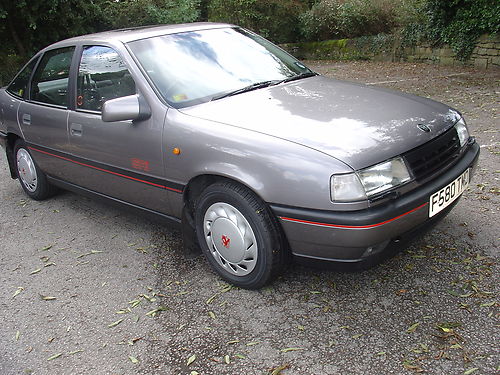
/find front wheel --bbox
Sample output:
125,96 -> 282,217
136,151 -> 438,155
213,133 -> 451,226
14,140 -> 56,200
195,182 -> 286,289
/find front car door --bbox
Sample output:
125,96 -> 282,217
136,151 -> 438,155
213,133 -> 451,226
66,44 -> 173,214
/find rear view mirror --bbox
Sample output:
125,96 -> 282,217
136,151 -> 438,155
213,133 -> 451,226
101,94 -> 151,122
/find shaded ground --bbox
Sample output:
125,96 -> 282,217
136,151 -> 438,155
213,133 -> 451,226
0,61 -> 498,375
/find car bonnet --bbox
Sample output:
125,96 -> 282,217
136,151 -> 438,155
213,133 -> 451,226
179,75 -> 460,170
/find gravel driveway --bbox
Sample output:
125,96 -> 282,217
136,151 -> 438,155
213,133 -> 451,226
0,61 -> 498,375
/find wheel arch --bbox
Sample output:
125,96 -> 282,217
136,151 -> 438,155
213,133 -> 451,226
182,173 -> 290,252
184,173 -> 261,212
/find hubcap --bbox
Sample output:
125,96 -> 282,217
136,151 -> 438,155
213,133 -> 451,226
203,202 -> 258,276
16,148 -> 38,192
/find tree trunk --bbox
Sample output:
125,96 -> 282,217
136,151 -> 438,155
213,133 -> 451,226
7,16 -> 27,57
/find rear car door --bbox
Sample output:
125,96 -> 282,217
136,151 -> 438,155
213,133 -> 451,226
18,47 -> 75,178
66,45 -> 172,213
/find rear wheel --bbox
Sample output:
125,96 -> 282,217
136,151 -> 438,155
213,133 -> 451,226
195,182 -> 286,289
14,140 -> 56,200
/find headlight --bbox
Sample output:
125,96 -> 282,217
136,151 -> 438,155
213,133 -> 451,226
454,117 -> 469,147
330,173 -> 366,202
331,157 -> 411,202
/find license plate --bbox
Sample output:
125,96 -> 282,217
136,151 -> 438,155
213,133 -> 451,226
429,169 -> 470,217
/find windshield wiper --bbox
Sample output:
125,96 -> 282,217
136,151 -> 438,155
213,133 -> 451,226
211,80 -> 278,101
273,71 -> 318,86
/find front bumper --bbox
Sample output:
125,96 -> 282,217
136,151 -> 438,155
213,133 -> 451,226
271,140 -> 480,263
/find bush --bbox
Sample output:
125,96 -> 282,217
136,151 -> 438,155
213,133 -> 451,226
423,0 -> 500,60
0,54 -> 26,87
299,0 -> 407,41
105,0 -> 200,29
208,0 -> 307,43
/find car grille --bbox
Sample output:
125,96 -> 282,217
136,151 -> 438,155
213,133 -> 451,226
404,126 -> 461,181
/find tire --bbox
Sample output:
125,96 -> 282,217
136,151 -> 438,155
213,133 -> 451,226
194,182 -> 286,289
14,140 -> 56,200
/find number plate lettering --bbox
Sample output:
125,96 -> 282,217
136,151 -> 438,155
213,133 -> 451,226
429,169 -> 469,217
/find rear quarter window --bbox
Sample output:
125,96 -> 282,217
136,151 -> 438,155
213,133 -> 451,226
7,57 -> 39,99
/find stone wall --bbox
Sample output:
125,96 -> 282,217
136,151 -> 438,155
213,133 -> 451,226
403,35 -> 500,69
281,34 -> 500,69
281,34 -> 397,62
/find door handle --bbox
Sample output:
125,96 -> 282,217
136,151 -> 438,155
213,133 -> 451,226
70,123 -> 83,136
22,113 -> 31,125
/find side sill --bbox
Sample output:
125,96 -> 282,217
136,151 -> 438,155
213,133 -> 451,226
47,175 -> 182,228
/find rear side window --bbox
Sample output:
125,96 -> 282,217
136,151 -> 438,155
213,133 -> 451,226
77,46 -> 136,112
7,57 -> 39,99
31,47 -> 74,107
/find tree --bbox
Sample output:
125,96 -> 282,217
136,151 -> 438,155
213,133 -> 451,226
103,0 -> 200,29
0,0 -> 108,57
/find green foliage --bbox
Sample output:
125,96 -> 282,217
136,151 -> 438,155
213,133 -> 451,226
422,0 -> 500,60
299,0 -> 408,41
208,0 -> 307,43
0,55 -> 27,86
104,0 -> 200,29
1,0 -> 498,76
0,0 -> 108,57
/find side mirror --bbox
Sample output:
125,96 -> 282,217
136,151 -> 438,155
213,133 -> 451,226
101,94 -> 151,122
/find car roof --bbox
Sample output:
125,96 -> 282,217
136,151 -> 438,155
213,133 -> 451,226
44,22 -> 233,50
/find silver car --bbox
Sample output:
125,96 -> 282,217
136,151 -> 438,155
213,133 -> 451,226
0,23 -> 480,288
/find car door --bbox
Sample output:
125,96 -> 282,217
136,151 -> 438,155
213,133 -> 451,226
18,46 -> 75,178
66,45 -> 172,214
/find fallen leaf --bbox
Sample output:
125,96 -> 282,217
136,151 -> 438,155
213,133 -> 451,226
206,294 -> 218,304
187,354 -> 196,366
108,319 -> 124,328
145,306 -> 168,317
41,245 -> 53,251
402,359 -> 423,372
129,356 -> 139,364
47,353 -> 62,361
234,354 -> 245,359
77,250 -> 103,258
281,347 -> 302,353
407,322 -> 420,333
270,364 -> 290,375
208,311 -> 216,319
68,350 -> 83,355
224,355 -> 230,364
15,331 -> 20,341
40,295 -> 56,301
12,287 -> 24,298
30,268 -> 42,275
129,299 -> 141,308
463,368 -> 479,375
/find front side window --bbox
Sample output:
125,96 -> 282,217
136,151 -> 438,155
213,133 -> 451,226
77,46 -> 136,112
7,57 -> 39,99
30,47 -> 74,106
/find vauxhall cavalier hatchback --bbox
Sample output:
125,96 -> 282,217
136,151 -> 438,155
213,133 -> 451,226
0,23 -> 480,288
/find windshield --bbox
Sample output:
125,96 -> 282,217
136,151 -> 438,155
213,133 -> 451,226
127,27 -> 313,108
